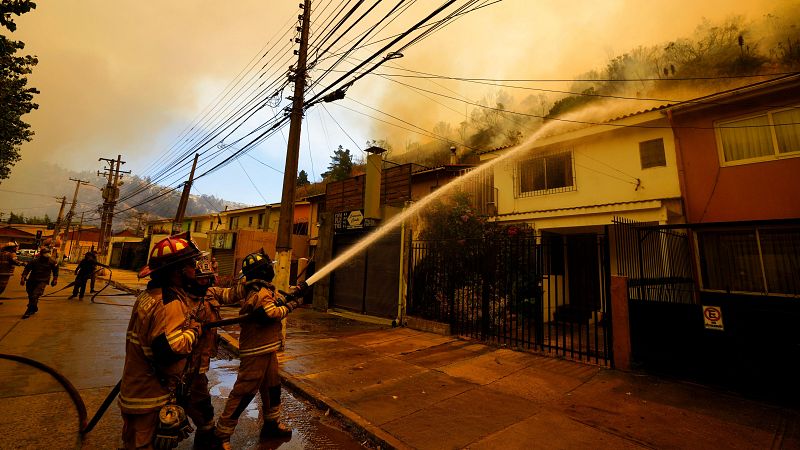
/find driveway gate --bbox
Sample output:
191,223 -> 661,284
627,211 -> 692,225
409,232 -> 611,366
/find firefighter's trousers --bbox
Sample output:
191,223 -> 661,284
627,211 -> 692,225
185,372 -> 215,433
25,281 -> 46,313
121,410 -> 158,449
215,352 -> 281,440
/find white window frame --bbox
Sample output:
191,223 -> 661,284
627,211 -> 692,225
515,149 -> 576,198
715,105 -> 800,167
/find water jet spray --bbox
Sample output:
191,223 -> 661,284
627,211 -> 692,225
303,119 -> 568,290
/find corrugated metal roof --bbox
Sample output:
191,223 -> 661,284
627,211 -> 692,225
495,199 -> 671,218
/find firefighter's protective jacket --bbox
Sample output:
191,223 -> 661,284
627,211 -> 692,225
21,257 -> 58,282
119,287 -> 200,414
238,286 -> 298,358
0,250 -> 22,275
189,283 -> 247,374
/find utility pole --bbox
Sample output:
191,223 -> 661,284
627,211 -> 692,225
135,212 -> 147,236
57,178 -> 90,264
173,153 -> 199,234
275,0 -> 311,293
98,155 -> 130,259
72,211 -> 85,261
51,196 -> 67,240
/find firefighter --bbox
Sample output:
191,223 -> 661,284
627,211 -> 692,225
20,247 -> 58,319
183,255 -> 269,449
118,233 -> 206,449
0,241 -> 24,296
212,251 -> 306,449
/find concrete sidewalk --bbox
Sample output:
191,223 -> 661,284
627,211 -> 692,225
108,268 -> 800,449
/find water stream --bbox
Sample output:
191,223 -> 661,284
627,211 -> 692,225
305,120 -> 563,287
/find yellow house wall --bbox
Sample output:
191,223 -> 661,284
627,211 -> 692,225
487,117 -> 681,226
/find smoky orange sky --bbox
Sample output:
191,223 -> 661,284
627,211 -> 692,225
4,0 -> 795,206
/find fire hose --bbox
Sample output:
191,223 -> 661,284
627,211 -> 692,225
0,278 -> 309,437
0,311 -> 259,437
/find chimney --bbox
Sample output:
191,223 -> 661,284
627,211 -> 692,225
449,146 -> 458,164
364,146 -> 386,220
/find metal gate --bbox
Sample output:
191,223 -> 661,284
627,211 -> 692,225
330,231 -> 400,318
409,232 -> 611,365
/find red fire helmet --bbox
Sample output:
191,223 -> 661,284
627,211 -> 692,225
138,232 -> 202,279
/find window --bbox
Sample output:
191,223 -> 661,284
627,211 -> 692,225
697,226 -> 800,296
248,216 -> 253,227
228,216 -> 239,230
639,138 -> 666,169
716,106 -> 800,164
258,213 -> 264,227
193,221 -> 201,232
516,150 -> 574,197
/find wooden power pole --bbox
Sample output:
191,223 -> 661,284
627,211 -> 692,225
275,0 -> 311,293
51,196 -> 67,248
98,155 -> 130,258
173,153 -> 199,234
57,178 -> 89,264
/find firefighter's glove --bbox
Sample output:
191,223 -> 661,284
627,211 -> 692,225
50,278 -> 58,287
245,279 -> 273,293
187,320 -> 203,339
279,282 -> 308,305
154,404 -> 193,449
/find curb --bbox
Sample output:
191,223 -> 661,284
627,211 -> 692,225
280,371 -> 412,450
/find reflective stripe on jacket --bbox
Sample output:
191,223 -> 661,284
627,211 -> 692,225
238,286 -> 296,358
119,287 -> 198,414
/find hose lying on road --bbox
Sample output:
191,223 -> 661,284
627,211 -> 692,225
0,353 -> 88,431
0,353 -> 121,435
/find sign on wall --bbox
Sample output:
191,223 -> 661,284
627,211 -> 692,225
209,232 -> 235,249
702,305 -> 724,331
334,210 -> 379,232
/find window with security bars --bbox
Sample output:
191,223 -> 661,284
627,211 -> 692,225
697,226 -> 800,296
516,150 -> 575,197
716,106 -> 800,164
639,138 -> 666,168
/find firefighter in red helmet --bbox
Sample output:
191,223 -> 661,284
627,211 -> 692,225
119,233 -> 254,449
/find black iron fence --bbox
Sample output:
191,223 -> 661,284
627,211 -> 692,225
611,217 -> 695,303
409,232 -> 610,365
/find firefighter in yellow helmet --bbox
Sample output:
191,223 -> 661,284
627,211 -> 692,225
212,250 -> 307,449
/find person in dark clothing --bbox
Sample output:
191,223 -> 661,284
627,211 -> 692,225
0,241 -> 25,297
20,248 -> 59,319
69,252 -> 97,300
88,250 -> 98,292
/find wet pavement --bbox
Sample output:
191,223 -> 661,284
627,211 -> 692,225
0,268 -> 369,450
188,358 -> 369,450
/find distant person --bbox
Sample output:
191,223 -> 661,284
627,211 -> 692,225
88,250 -> 99,292
0,241 -> 24,297
210,256 -> 219,283
20,247 -> 59,319
69,252 -> 97,300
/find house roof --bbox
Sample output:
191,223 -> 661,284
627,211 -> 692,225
477,74 -> 800,157
67,227 -> 101,242
410,164 -> 476,177
113,229 -> 139,237
667,73 -> 800,114
0,226 -> 35,238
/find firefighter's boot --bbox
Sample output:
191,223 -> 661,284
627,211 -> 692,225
260,420 -> 292,438
193,428 -> 217,450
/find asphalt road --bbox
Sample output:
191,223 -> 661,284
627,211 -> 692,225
0,269 -> 366,449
